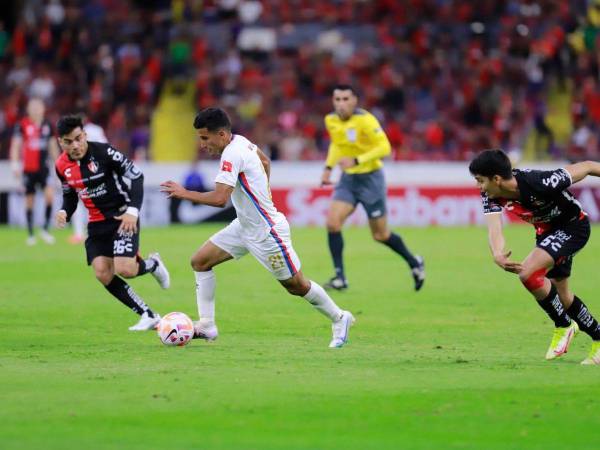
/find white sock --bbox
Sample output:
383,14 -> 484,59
303,280 -> 343,321
195,270 -> 215,323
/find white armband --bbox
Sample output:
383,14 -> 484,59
126,207 -> 139,217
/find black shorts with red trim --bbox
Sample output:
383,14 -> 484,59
85,218 -> 140,265
23,169 -> 49,194
535,215 -> 590,279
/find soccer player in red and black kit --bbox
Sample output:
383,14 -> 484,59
9,98 -> 59,245
54,115 -> 170,331
470,149 -> 600,364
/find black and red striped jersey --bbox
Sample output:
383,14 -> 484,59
55,142 -> 144,223
481,168 -> 584,235
13,117 -> 54,173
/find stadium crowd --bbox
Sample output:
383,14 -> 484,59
1,0 -> 600,162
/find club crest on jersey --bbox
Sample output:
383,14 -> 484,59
88,160 -> 99,173
221,160 -> 232,172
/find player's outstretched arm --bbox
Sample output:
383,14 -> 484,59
486,213 -> 522,273
565,160 -> 600,184
160,180 -> 233,207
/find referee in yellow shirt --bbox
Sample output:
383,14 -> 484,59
321,85 -> 425,291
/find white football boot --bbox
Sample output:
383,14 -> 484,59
149,252 -> 170,289
329,311 -> 355,348
39,229 -> 56,244
193,319 -> 218,341
128,312 -> 161,331
26,235 -> 37,246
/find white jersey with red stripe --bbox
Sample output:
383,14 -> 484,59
215,134 -> 286,241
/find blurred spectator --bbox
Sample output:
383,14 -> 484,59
1,0 -> 598,162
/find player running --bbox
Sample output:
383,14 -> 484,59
161,107 -> 354,348
321,84 -> 424,291
54,115 -> 170,331
470,149 -> 600,364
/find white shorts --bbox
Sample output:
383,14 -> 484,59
209,219 -> 301,280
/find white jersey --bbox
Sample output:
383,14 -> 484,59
215,134 -> 286,241
84,122 -> 108,143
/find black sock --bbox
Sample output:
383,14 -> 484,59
327,231 -> 345,279
104,276 -> 154,317
136,257 -> 157,276
382,232 -> 418,268
566,296 -> 600,340
43,204 -> 52,230
26,208 -> 33,236
537,284 -> 571,328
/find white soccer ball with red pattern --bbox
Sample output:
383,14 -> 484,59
157,312 -> 194,346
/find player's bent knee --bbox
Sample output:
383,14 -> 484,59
520,268 -> 547,292
114,261 -> 137,278
372,231 -> 389,242
115,267 -> 136,278
95,270 -> 113,285
326,221 -> 342,233
280,275 -> 310,296
190,256 -> 211,272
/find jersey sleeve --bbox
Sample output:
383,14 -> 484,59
105,146 -> 144,210
215,146 -> 243,187
530,168 -> 572,195
481,191 -> 502,214
105,146 -> 143,180
355,113 -> 392,164
55,165 -> 79,221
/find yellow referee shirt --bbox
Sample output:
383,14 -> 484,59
324,108 -> 391,174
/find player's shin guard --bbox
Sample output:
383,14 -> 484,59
104,276 -> 155,317
327,232 -> 345,279
304,281 -> 343,321
566,296 -> 600,340
26,208 -> 34,236
195,270 -> 215,321
382,232 -> 418,267
537,284 -> 571,328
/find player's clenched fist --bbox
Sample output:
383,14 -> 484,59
56,209 -> 68,228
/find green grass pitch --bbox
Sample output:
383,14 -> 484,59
1,224 -> 600,449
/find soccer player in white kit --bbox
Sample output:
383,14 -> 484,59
161,108 -> 354,348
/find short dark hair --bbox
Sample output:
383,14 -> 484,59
57,114 -> 84,136
193,108 -> 231,131
469,149 -> 513,179
332,84 -> 357,96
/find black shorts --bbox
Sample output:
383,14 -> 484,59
333,169 -> 387,219
23,169 -> 49,194
85,218 -> 140,265
536,215 -> 591,279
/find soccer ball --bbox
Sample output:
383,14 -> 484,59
157,312 -> 194,346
